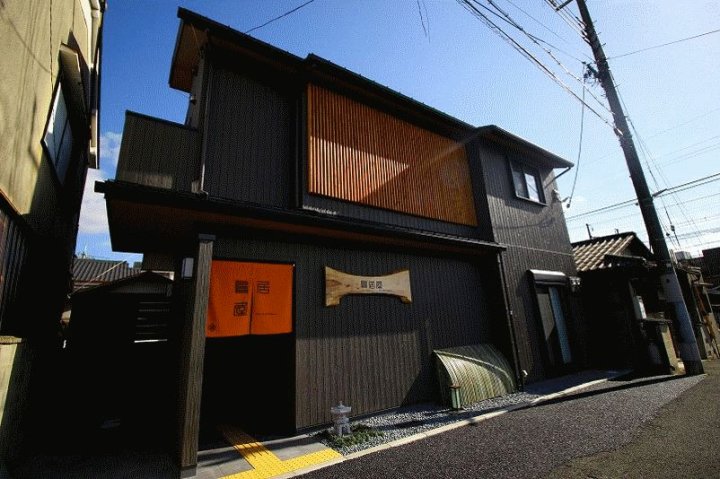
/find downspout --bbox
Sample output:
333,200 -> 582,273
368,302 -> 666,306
497,252 -> 524,390
197,44 -> 209,196
193,31 -> 211,197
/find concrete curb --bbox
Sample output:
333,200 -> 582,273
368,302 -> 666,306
276,370 -> 632,478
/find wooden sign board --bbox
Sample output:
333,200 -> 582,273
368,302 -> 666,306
325,267 -> 412,306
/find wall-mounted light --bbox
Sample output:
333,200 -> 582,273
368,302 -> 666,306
568,276 -> 581,293
181,257 -> 194,279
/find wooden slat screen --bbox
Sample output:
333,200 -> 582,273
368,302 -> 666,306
307,85 -> 478,226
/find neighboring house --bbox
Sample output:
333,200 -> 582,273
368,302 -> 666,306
66,272 -> 173,440
685,246 -> 720,288
96,9 -> 583,476
709,286 -> 720,320
62,256 -> 140,332
573,233 -> 675,372
674,262 -> 720,359
0,0 -> 105,465
683,247 -> 720,323
72,257 -> 141,292
573,232 -> 720,373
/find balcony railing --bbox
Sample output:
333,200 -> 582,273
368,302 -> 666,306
116,112 -> 200,192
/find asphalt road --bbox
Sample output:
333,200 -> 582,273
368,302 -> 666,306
300,365 -> 715,479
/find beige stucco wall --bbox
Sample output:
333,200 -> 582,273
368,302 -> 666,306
0,339 -> 32,464
0,0 -> 93,233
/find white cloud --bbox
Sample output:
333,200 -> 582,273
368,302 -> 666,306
78,168 -> 109,235
79,130 -> 122,236
100,131 -> 123,169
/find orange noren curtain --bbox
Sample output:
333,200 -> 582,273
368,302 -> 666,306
206,261 -> 294,337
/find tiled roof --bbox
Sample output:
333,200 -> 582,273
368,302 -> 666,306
73,257 -> 141,290
572,232 -> 649,272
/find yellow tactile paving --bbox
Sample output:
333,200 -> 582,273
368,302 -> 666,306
218,425 -> 342,479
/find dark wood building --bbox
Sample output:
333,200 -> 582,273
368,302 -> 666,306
66,271 -> 174,441
97,8 -> 584,476
573,232 -> 673,372
573,232 -> 720,372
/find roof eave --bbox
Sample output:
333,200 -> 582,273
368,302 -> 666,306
477,125 -> 573,169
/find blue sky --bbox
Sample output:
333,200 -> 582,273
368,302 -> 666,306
77,0 -> 720,264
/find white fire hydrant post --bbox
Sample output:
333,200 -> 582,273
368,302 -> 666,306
330,402 -> 352,436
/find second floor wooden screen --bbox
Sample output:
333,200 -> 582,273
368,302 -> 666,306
307,84 -> 478,226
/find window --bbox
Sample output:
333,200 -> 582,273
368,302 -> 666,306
510,160 -> 544,203
43,83 -> 75,184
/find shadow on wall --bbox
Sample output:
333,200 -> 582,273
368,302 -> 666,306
0,339 -> 33,466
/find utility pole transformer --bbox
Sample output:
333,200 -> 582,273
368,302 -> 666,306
570,0 -> 704,375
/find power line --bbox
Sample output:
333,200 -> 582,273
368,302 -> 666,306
502,0 -> 585,53
543,0 -> 585,37
482,0 -> 611,115
456,0 -> 615,128
566,86 -> 585,208
566,171 -> 720,221
559,134 -> 720,193
245,0 -> 316,34
644,107 -> 720,140
584,191 -> 720,228
606,27 -> 720,61
416,0 -> 429,38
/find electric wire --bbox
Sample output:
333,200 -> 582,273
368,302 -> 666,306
482,0 -> 612,115
566,172 -> 720,221
606,27 -> 720,61
245,0 -> 316,34
562,136 -> 720,192
644,107 -> 720,140
456,0 -> 615,128
543,0 -> 585,37
566,87 -> 585,208
502,0 -> 583,51
417,0 -> 429,38
615,81 -> 706,247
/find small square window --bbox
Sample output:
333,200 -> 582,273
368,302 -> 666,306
43,83 -> 75,184
510,161 -> 544,203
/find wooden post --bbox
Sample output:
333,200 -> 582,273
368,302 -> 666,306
177,234 -> 214,478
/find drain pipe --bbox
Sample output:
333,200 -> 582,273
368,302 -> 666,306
497,253 -> 524,391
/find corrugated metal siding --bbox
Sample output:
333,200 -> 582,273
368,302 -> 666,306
213,236 -> 498,429
116,113 -> 200,191
478,145 -> 583,382
307,85 -> 477,226
0,209 -> 29,333
203,65 -> 292,207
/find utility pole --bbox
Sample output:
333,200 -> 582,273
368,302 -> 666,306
568,0 -> 704,375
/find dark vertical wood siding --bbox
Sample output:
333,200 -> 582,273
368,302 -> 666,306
307,85 -> 477,226
116,112 -> 200,191
478,144 -> 583,383
0,208 -> 29,333
203,64 -> 293,207
213,236 -> 500,429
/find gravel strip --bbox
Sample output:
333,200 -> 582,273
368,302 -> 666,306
313,390 -> 541,455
